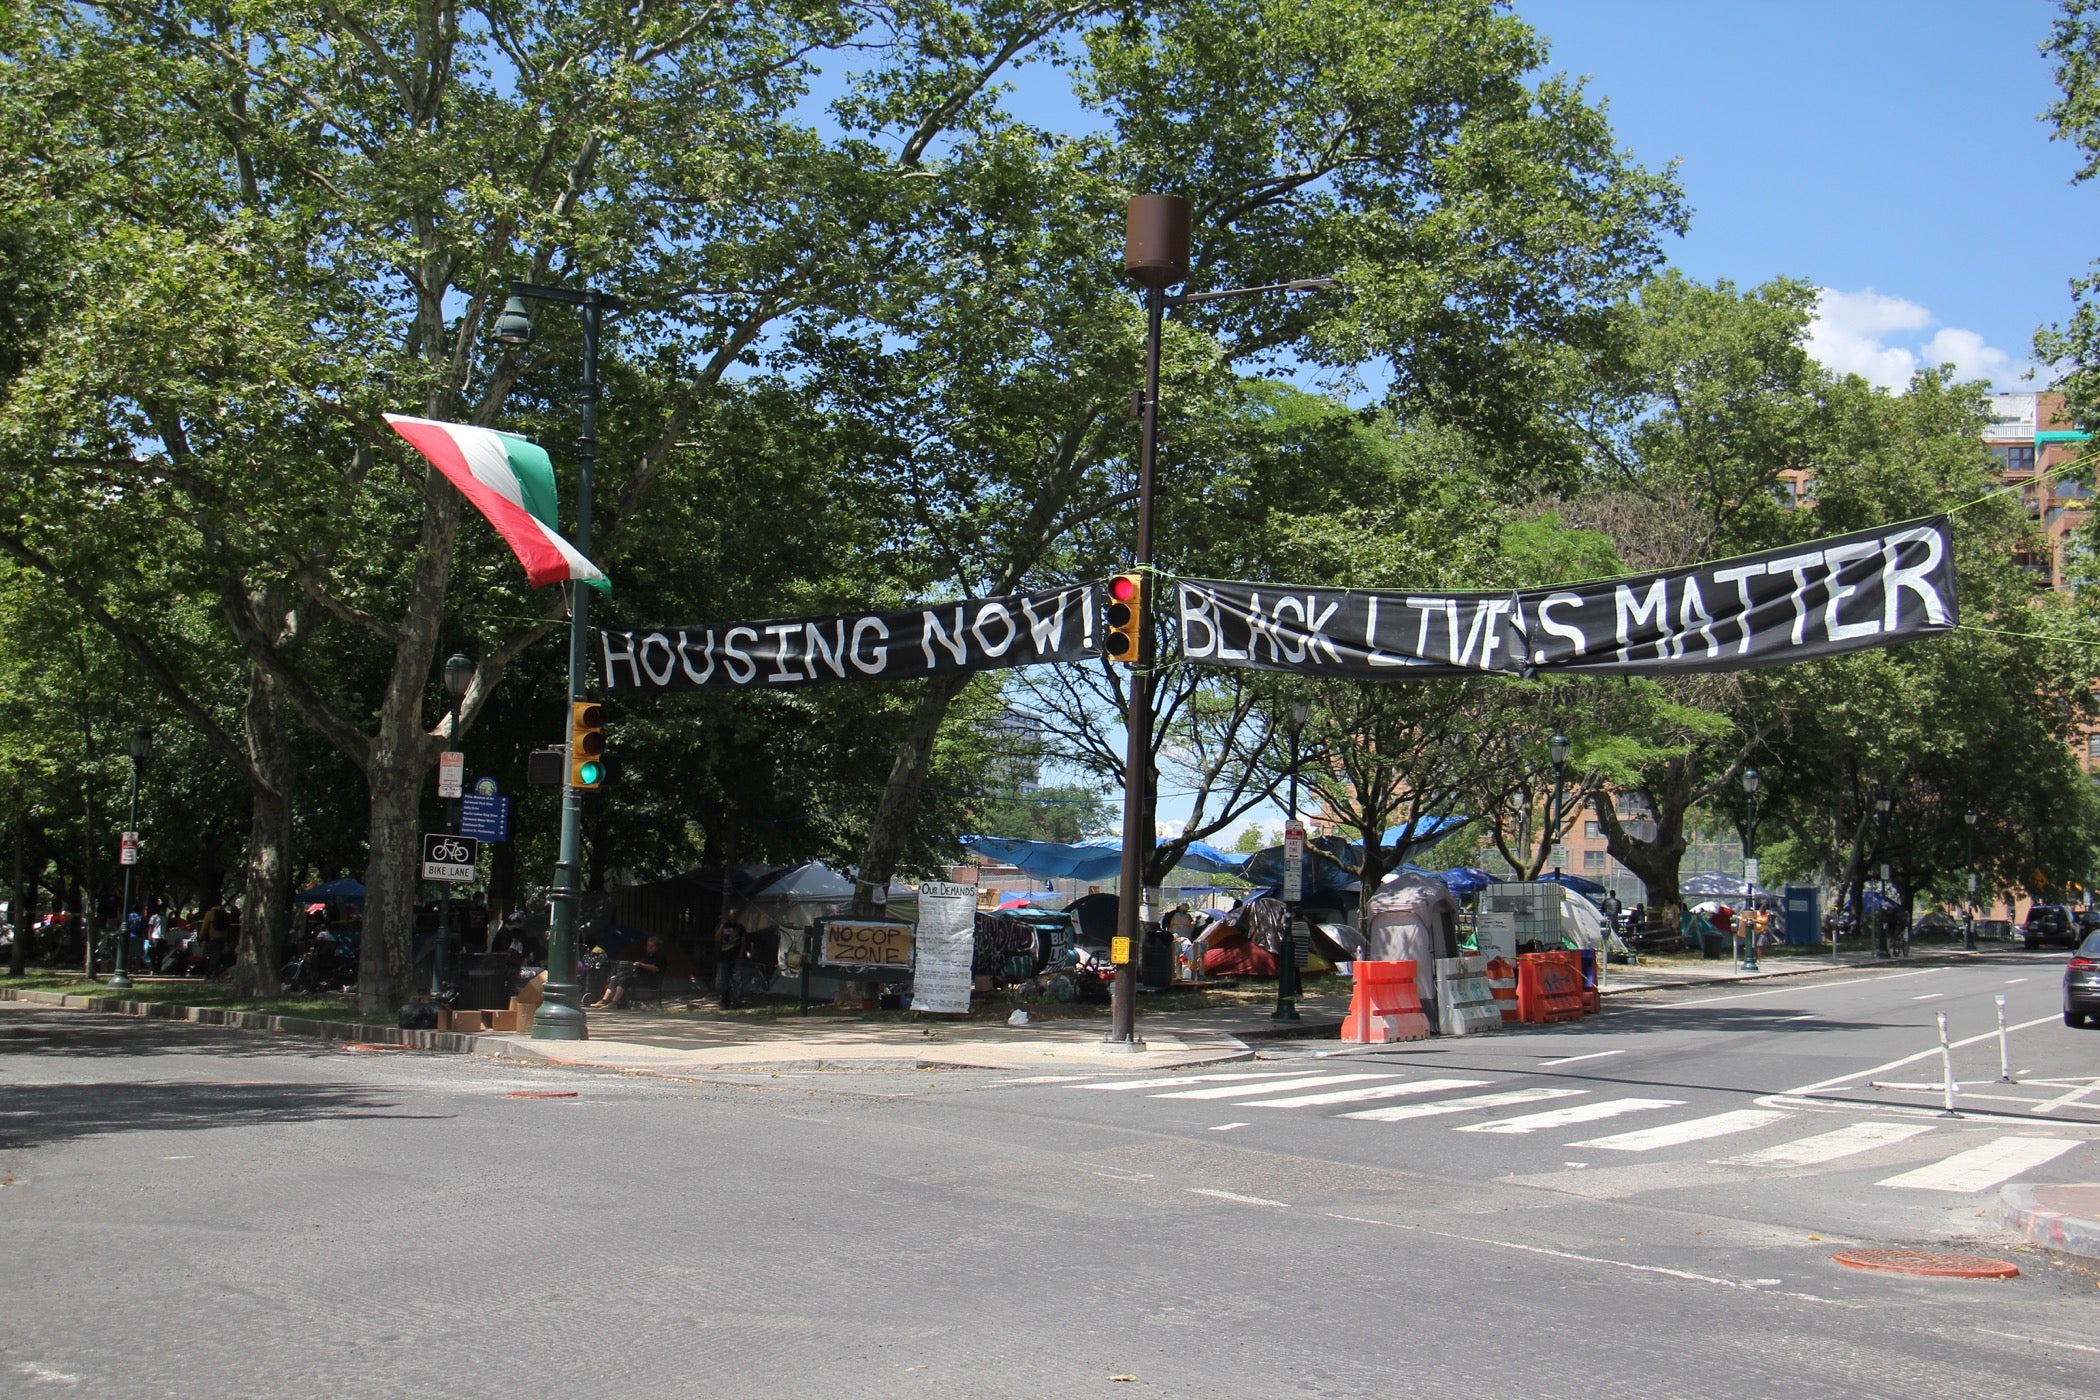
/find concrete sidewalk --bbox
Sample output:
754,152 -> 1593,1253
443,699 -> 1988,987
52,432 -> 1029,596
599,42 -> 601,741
1999,1183 -> 2100,1264
475,993 -> 1358,1077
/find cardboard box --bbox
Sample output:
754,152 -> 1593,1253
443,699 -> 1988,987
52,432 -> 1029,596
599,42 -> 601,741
484,1008 -> 517,1032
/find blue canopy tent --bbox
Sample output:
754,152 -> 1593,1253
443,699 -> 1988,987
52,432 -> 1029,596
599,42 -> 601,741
1681,870 -> 1776,901
960,836 -> 1251,884
295,878 -> 366,905
1236,819 -> 1467,899
1534,870 -> 1608,897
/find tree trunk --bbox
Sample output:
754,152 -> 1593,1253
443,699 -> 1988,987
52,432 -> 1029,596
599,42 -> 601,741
851,673 -> 973,913
1591,783 -> 1690,910
230,664 -> 295,996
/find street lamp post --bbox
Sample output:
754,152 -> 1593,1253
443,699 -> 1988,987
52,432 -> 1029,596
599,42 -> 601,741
494,282 -> 622,1041
1740,767 -> 1761,972
1545,733 -> 1570,877
1108,195 -> 1338,1048
105,726 -> 150,991
1872,788 -> 1893,958
431,652 -> 473,1000
1273,700 -> 1311,1023
1964,807 -> 1979,951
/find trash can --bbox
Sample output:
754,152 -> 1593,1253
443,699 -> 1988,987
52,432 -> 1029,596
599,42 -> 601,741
1701,932 -> 1727,960
458,950 -> 523,1010
1139,927 -> 1175,989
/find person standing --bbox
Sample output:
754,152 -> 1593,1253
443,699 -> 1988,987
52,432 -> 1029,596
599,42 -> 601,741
198,898 -> 231,977
715,906 -> 749,1010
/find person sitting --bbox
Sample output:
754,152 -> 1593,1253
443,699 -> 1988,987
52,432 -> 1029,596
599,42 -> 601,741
588,935 -> 668,1010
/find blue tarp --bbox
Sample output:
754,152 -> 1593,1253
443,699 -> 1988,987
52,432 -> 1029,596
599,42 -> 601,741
1435,867 -> 1499,897
1535,871 -> 1608,897
961,836 -> 1249,883
296,878 -> 366,905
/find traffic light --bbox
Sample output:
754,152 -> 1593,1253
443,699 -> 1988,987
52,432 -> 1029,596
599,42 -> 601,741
1106,572 -> 1145,664
568,700 -> 609,789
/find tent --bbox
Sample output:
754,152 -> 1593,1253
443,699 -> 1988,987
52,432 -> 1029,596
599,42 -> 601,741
1433,867 -> 1498,898
960,835 -> 1250,883
1535,870 -> 1608,897
1680,870 -> 1776,900
296,878 -> 366,905
1363,874 -> 1462,1021
996,890 -> 1060,909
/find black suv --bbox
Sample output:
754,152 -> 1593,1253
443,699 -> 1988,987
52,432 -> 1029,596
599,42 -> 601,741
2023,904 -> 2080,951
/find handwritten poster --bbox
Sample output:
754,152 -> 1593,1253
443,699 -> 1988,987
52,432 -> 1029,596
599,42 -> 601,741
911,882 -> 978,1015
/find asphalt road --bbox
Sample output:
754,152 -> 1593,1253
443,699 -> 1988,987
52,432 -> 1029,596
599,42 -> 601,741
3,955 -> 2098,1399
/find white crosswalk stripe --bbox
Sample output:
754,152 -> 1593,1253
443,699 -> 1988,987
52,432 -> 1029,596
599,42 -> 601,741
1340,1086 -> 1584,1123
1725,1121 -> 1932,1167
1152,1073 -> 1396,1101
1570,1109 -> 1791,1153
1877,1135 -> 2081,1192
1080,1071 -> 1305,1092
1250,1078 -> 1493,1109
1456,1097 -> 1683,1135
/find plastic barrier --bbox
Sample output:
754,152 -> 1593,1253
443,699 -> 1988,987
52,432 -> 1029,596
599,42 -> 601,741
1435,955 -> 1503,1037
1515,951 -> 1587,1024
1340,959 -> 1432,1043
1486,957 -> 1519,1025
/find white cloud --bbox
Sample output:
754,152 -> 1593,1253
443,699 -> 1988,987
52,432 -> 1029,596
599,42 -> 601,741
1806,287 -> 2029,392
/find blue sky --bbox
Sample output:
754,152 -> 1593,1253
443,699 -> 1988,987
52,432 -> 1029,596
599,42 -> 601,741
1522,0 -> 2089,392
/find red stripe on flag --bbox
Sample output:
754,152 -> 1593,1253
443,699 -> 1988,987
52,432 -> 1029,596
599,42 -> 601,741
387,418 -> 576,587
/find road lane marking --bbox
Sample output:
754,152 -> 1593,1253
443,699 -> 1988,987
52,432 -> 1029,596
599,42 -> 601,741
1782,1014 -> 2062,1096
1971,1328 -> 2100,1356
992,1075 -> 1097,1085
1153,1073 -> 1394,1101
1081,1071 -> 1302,1092
1877,1136 -> 2080,1192
1207,1122 -> 1248,1132
1571,1109 -> 1790,1153
1324,1214 -> 1857,1307
1456,1097 -> 1683,1135
2003,978 -> 2028,984
1251,1077 -> 1491,1108
1341,1087 -> 1583,1123
1189,1188 -> 1289,1208
1728,1121 -> 1933,1166
1912,993 -> 1943,1001
1670,970 -> 1938,1007
1540,1050 -> 1623,1067
2031,1077 -> 2100,1114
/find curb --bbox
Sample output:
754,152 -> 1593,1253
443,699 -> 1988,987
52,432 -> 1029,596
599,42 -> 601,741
0,985 -> 479,1053
1999,1183 -> 2100,1265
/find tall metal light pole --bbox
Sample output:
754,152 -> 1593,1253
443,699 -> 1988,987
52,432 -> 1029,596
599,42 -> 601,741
431,651 -> 473,998
494,281 -> 622,1040
1545,733 -> 1570,877
1739,766 -> 1761,972
1108,196 -> 1338,1047
1273,700 -> 1311,1023
1964,807 -> 1980,951
105,726 -> 150,991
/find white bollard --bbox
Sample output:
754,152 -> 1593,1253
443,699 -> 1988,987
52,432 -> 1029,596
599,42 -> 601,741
1996,994 -> 2013,1083
1937,1011 -> 1960,1117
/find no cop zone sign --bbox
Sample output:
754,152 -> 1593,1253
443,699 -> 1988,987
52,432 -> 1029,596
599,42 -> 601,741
422,832 -> 479,883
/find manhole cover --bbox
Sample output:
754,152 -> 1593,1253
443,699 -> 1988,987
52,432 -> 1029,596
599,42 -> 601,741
1832,1248 -> 2019,1279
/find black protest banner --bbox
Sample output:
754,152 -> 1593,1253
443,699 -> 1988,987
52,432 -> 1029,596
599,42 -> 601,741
1177,517 -> 1957,680
596,584 -> 1098,694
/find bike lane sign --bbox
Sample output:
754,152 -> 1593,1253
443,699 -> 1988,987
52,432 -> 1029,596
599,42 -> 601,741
422,832 -> 480,883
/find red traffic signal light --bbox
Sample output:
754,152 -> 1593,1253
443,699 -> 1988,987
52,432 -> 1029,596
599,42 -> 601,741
1106,572 -> 1145,664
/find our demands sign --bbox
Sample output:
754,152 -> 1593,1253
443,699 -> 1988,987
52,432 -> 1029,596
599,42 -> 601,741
597,585 -> 1098,695
819,919 -> 914,969
1177,517 -> 1956,680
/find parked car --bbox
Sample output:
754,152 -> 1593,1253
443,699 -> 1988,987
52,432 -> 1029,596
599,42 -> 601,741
2023,904 -> 2080,951
2063,931 -> 2100,1027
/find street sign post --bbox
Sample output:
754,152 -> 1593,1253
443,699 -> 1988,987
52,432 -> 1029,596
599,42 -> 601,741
1282,820 -> 1306,903
421,832 -> 479,883
459,794 -> 511,843
118,832 -> 138,866
437,750 -> 465,798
